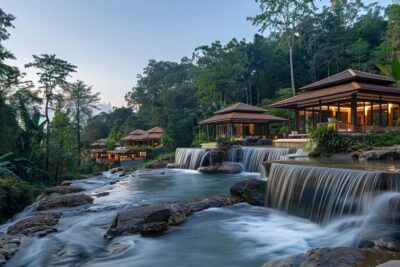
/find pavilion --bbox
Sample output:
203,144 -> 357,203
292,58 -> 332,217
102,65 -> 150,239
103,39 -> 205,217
122,127 -> 163,147
270,69 -> 400,133
199,102 -> 287,140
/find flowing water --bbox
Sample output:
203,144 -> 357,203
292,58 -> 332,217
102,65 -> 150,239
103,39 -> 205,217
175,146 -> 297,172
267,163 -> 400,223
3,160 -> 400,266
174,148 -> 207,169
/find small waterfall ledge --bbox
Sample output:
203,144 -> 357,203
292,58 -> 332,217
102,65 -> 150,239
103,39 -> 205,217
172,147 -> 302,172
266,162 -> 400,223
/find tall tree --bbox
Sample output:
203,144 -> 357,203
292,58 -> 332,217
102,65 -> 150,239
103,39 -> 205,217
64,80 -> 100,168
250,0 -> 316,95
25,55 -> 76,170
387,4 -> 400,59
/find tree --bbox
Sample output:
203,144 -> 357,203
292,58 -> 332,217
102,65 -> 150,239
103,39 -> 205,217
64,80 -> 100,168
50,102 -> 75,181
25,55 -> 76,170
250,0 -> 316,96
387,4 -> 400,59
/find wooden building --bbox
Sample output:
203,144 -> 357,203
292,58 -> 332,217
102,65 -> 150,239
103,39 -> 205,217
270,69 -> 400,133
199,102 -> 287,140
122,127 -> 163,147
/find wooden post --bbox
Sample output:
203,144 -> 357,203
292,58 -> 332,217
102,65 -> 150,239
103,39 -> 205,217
379,95 -> 382,129
370,102 -> 373,126
319,100 -> 322,123
351,93 -> 357,132
295,108 -> 299,133
206,125 -> 209,140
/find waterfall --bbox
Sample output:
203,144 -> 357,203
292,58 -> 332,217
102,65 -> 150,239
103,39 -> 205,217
174,148 -> 207,169
238,147 -> 296,172
266,163 -> 400,223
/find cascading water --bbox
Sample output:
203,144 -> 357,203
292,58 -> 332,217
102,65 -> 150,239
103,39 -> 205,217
174,148 -> 207,170
236,147 -> 296,172
266,163 -> 400,223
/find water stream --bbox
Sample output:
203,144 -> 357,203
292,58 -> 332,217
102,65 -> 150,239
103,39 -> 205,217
2,159 -> 400,266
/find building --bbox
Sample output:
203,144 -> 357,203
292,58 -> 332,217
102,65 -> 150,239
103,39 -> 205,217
270,69 -> 400,133
90,138 -> 108,160
199,102 -> 287,140
122,127 -> 163,147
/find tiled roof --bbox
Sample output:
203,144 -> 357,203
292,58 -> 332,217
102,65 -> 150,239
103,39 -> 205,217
129,129 -> 146,135
214,102 -> 267,114
199,112 -> 287,125
91,138 -> 108,146
270,82 -> 400,108
122,127 -> 164,141
300,69 -> 395,91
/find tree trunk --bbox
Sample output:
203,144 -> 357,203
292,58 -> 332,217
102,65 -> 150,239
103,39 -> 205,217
45,94 -> 50,171
77,110 -> 81,169
289,46 -> 296,96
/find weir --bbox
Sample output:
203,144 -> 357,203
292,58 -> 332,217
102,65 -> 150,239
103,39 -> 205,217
174,148 -> 207,169
229,147 -> 297,172
266,163 -> 400,223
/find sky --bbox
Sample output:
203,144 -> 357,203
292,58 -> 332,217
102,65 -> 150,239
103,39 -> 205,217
1,0 -> 393,107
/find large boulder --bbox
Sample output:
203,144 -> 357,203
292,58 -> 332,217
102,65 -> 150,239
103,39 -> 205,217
105,195 -> 242,239
352,146 -> 400,161
0,234 -> 21,264
7,212 -> 61,237
262,247 -> 400,267
37,193 -> 93,211
217,162 -> 242,174
198,162 -> 242,174
43,185 -> 84,195
230,179 -> 267,206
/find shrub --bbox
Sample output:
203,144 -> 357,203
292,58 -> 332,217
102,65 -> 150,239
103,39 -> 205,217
308,125 -> 349,156
0,175 -> 38,223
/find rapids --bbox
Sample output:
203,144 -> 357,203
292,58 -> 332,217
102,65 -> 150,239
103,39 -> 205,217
2,161 -> 400,266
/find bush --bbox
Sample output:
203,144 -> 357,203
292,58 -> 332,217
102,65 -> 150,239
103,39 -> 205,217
191,131 -> 211,148
0,175 -> 38,223
146,147 -> 171,159
308,125 -> 349,156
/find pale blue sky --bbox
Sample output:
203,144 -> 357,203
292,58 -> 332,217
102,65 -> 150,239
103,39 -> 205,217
1,0 -> 392,106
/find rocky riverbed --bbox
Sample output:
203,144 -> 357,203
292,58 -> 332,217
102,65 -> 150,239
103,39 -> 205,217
1,167 -> 400,267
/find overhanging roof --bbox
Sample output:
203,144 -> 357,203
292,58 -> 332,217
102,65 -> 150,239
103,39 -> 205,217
199,112 -> 287,125
300,69 -> 394,91
214,102 -> 267,114
270,81 -> 400,109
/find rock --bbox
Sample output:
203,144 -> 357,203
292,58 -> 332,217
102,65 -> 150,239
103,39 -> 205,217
92,192 -> 110,198
197,166 -> 219,174
43,185 -> 84,195
166,163 -> 180,169
0,233 -> 21,262
140,222 -> 169,236
230,179 -> 267,206
198,162 -> 242,174
216,162 -> 242,174
110,167 -> 124,174
60,180 -> 72,186
109,180 -> 119,185
105,204 -> 172,239
262,247 -> 400,267
0,253 -> 5,265
7,212 -> 61,236
105,195 -> 242,239
37,193 -> 93,211
377,260 -> 400,267
352,146 -> 400,161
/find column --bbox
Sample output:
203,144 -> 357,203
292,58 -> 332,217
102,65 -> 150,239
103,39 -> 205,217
379,95 -> 382,129
351,93 -> 357,132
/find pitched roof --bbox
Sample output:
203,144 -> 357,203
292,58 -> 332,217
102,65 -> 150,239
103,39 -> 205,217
300,69 -> 395,91
270,81 -> 400,109
214,102 -> 267,115
199,112 -> 287,125
122,127 -> 164,141
146,127 -> 163,134
129,129 -> 146,135
91,138 -> 108,146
